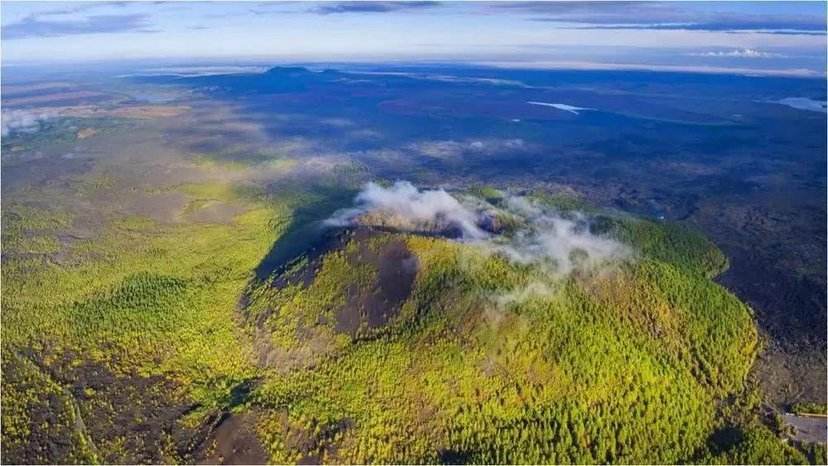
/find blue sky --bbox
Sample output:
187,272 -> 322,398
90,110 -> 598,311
2,1 -> 825,76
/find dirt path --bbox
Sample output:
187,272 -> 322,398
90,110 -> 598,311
782,413 -> 827,444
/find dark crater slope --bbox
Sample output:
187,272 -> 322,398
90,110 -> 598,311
256,226 -> 419,336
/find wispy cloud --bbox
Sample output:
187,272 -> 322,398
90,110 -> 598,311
326,180 -> 488,239
496,1 -> 678,22
326,181 -> 631,277
554,23 -> 827,36
18,2 -> 131,18
688,48 -> 783,58
407,139 -> 529,160
512,1 -> 826,34
1,109 -> 58,137
311,1 -> 439,15
478,59 -> 822,78
3,13 -> 155,39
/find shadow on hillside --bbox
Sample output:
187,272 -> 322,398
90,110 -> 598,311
253,185 -> 356,282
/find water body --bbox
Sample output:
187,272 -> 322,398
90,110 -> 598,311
527,101 -> 594,114
775,97 -> 827,112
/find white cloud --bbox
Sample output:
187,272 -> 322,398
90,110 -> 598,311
492,281 -> 554,307
407,139 -> 527,159
688,48 -> 783,58
327,181 -> 631,277
486,199 -> 630,276
325,181 -> 489,239
1,109 -> 58,136
120,65 -> 269,78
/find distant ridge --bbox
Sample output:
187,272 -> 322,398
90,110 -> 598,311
265,65 -> 311,74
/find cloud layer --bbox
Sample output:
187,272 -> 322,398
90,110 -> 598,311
311,1 -> 439,15
519,2 -> 826,34
1,110 -> 57,136
2,1 -> 823,76
688,48 -> 782,58
3,13 -> 154,39
407,139 -> 528,160
326,181 -> 488,239
327,181 -> 631,277
488,196 -> 630,276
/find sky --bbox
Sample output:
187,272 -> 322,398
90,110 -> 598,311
1,1 -> 826,76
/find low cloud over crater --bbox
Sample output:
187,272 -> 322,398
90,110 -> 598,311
326,181 -> 631,277
326,181 -> 488,239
